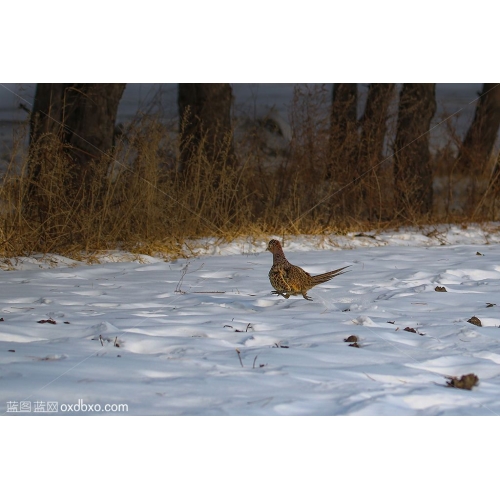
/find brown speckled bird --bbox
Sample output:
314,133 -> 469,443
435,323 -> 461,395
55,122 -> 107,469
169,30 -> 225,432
267,239 -> 350,301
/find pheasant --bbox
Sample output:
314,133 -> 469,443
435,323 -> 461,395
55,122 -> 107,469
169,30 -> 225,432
266,239 -> 350,301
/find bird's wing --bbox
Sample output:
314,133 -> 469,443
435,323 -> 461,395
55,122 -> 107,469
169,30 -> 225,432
269,266 -> 292,291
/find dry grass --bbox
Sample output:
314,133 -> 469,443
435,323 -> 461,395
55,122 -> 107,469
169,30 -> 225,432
1,84 -> 499,260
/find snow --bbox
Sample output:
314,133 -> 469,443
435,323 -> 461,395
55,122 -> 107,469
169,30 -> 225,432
2,224 -> 500,415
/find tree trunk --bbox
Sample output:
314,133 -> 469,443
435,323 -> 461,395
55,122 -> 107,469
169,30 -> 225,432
456,83 -> 500,175
358,83 -> 395,218
328,83 -> 358,173
178,83 -> 234,174
394,83 -> 436,219
62,84 -> 126,191
27,84 -> 67,217
30,83 -> 125,165
360,83 -> 395,165
30,83 -> 66,142
328,83 -> 359,217
27,83 -> 126,222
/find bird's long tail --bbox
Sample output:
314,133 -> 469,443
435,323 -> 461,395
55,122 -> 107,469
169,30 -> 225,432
311,265 -> 351,285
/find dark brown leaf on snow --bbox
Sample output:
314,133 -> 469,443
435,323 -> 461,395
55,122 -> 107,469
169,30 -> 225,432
0,318 -> 4,321
486,303 -> 496,308
467,316 -> 482,327
403,326 -> 425,336
446,373 -> 479,390
435,286 -> 447,292
476,252 -> 483,256
37,319 -> 57,324
387,321 -> 395,324
8,349 -> 15,352
344,335 -> 358,342
272,343 -> 289,348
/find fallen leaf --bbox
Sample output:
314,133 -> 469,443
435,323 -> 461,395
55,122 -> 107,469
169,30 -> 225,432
467,316 -> 482,327
344,335 -> 358,343
446,373 -> 479,390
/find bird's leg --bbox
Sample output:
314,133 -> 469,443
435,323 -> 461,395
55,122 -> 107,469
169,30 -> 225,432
302,292 -> 313,301
271,290 -> 290,299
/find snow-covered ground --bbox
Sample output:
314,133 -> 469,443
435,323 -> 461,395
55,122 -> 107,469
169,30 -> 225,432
3,224 -> 500,416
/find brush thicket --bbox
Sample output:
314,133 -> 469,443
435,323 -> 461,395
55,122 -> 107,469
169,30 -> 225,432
1,84 -> 498,259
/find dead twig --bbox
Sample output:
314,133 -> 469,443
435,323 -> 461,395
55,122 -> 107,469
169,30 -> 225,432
175,262 -> 205,294
236,348 -> 244,367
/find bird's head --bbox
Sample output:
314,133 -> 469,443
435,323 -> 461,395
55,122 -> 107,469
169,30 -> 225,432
267,239 -> 283,253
